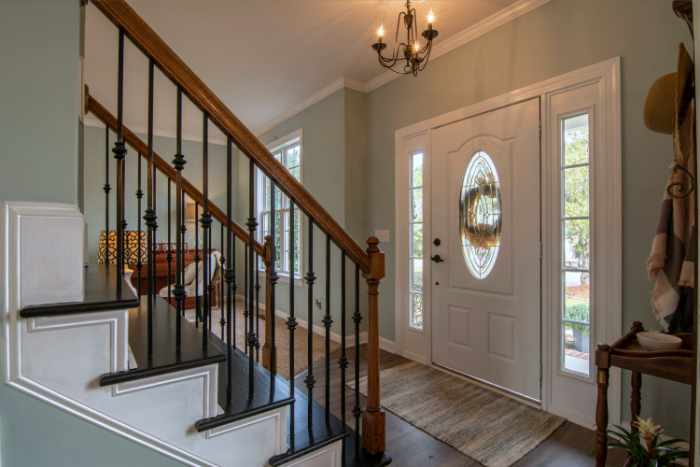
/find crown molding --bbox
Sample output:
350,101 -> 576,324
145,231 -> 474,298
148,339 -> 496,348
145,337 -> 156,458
365,0 -> 554,92
254,77 -> 366,136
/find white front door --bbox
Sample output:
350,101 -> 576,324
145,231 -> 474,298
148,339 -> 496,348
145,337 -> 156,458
430,98 -> 541,400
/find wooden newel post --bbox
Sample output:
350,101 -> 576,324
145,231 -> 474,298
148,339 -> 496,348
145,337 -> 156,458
262,235 -> 276,372
362,236 -> 386,455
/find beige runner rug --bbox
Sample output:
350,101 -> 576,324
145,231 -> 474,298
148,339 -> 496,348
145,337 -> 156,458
352,361 -> 563,467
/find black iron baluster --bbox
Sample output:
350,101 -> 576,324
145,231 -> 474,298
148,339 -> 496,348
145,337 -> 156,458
324,235 -> 333,425
287,200 -> 297,450
339,251 -> 348,455
226,137 -> 234,405
247,160 -> 258,394
113,29 -> 127,295
353,264 -> 362,458
220,223 -> 225,340
305,218 -> 316,431
201,114 -> 211,351
173,87 -> 186,354
103,127 -> 111,266
167,180 -> 172,305
195,203 -> 200,328
255,252 -> 260,363
244,245 -> 248,354
269,183 -> 277,373
136,153 -> 143,295
144,58 -> 157,361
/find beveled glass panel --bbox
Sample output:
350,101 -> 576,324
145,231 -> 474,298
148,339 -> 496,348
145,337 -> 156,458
563,166 -> 590,218
411,188 -> 423,222
460,151 -> 502,280
411,152 -> 423,187
410,292 -> 424,329
562,322 -> 590,376
563,271 -> 590,324
410,223 -> 423,258
563,114 -> 589,166
411,258 -> 423,292
563,219 -> 590,269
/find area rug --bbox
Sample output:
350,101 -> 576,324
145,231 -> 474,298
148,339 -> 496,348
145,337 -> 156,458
351,361 -> 564,467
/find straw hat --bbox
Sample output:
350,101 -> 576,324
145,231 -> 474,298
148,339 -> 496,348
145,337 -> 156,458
644,43 -> 694,135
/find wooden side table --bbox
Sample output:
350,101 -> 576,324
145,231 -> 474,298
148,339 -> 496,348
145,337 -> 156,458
595,322 -> 695,466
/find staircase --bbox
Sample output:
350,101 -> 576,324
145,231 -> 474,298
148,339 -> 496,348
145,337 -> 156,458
2,1 -> 391,465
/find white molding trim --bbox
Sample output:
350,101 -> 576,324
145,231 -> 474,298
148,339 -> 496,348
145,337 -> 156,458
366,0 -> 554,92
393,57 -> 623,429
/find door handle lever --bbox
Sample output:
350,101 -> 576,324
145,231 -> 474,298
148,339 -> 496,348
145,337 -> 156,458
431,254 -> 445,263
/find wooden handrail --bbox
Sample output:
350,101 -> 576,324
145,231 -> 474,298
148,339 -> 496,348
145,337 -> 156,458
86,91 -> 265,257
90,0 -> 370,273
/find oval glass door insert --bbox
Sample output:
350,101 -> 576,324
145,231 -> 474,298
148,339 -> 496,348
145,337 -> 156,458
460,151 -> 502,279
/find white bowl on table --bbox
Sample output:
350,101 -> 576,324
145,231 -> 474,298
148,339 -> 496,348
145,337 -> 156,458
637,331 -> 682,351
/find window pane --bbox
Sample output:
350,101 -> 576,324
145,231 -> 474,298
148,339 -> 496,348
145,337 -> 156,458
411,258 -> 423,292
563,271 -> 590,324
563,114 -> 589,166
411,188 -> 423,222
562,322 -> 590,376
563,219 -> 589,269
563,166 -> 589,218
286,145 -> 301,166
410,293 -> 423,329
289,165 -> 301,180
411,152 -> 423,187
410,223 -> 423,258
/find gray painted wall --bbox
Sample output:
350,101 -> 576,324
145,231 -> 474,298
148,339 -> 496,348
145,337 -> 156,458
364,0 -> 691,436
0,1 -> 179,465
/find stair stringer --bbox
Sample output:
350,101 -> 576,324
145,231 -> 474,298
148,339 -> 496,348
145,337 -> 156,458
1,202 -> 289,467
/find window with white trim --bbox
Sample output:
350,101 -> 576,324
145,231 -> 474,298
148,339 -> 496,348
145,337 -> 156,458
560,113 -> 591,377
256,132 -> 302,278
409,152 -> 424,329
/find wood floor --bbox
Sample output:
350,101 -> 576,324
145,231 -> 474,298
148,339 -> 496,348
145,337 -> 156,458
295,346 -> 626,467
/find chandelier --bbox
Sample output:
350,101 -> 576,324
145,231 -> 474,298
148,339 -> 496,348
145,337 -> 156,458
371,1 -> 439,76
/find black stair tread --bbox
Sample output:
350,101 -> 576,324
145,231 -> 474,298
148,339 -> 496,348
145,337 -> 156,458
99,296 -> 225,386
194,339 -> 294,432
20,264 -> 139,318
269,390 -> 390,466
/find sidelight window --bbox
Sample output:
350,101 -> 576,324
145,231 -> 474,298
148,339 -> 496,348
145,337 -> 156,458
560,114 -> 591,377
409,152 -> 424,329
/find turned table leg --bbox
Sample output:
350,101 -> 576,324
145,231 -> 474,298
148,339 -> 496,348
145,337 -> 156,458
630,371 -> 642,432
595,345 -> 611,467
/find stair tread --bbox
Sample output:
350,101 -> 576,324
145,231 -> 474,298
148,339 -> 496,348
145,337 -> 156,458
194,339 -> 294,431
20,265 -> 139,318
99,295 -> 225,385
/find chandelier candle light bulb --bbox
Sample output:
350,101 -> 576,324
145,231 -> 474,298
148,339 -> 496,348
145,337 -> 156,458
370,0 -> 439,76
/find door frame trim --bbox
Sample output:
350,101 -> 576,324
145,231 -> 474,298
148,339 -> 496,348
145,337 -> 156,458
394,57 -> 622,427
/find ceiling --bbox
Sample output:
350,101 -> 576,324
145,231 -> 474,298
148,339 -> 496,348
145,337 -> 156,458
85,0 -> 521,140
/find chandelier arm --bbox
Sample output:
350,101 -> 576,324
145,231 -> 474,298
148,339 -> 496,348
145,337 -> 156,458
394,11 -> 405,43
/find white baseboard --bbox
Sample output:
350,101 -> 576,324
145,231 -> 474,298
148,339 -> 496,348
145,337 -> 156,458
378,337 -> 397,354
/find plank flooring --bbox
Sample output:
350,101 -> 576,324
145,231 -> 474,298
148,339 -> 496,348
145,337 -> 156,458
294,346 -> 627,467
